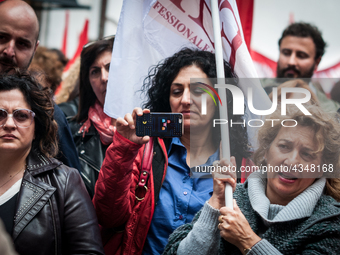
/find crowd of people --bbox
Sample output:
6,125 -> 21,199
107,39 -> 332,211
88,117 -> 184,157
0,0 -> 339,255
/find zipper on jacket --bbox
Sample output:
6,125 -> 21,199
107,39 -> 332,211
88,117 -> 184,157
79,157 -> 101,173
49,199 -> 58,255
80,171 -> 91,184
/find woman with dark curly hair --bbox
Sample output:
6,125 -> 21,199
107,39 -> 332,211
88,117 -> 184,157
93,48 -> 252,255
0,72 -> 104,255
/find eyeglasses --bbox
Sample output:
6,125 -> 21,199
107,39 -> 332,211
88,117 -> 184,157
0,109 -> 35,128
83,35 -> 115,49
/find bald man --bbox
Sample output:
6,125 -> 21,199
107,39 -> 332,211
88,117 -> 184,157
0,0 -> 82,172
0,0 -> 39,73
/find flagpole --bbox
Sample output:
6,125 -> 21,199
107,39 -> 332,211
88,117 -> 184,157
210,0 -> 233,209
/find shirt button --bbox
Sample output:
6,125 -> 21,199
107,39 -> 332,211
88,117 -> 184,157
183,191 -> 187,195
179,215 -> 183,220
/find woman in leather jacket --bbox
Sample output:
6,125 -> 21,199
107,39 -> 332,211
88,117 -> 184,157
0,72 -> 104,255
64,36 -> 115,198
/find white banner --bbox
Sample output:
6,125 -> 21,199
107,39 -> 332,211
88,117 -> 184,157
105,0 -> 272,147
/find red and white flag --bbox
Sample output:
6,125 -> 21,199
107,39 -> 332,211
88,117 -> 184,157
105,0 -> 271,146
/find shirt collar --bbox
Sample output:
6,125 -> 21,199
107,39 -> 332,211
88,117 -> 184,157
167,137 -> 181,155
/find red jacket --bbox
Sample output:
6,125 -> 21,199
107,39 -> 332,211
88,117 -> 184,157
93,132 -> 168,255
93,132 -> 255,255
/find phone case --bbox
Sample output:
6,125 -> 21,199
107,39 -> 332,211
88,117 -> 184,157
136,113 -> 183,137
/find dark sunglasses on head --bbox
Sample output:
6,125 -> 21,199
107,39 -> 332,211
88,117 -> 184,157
0,109 -> 35,128
83,35 -> 115,49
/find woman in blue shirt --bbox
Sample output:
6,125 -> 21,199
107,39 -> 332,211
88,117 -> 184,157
93,48 -> 251,255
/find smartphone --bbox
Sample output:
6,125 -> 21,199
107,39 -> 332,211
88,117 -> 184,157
136,113 -> 183,137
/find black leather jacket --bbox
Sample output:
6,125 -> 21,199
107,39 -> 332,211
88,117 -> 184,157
59,100 -> 109,198
68,120 -> 108,198
13,149 -> 104,255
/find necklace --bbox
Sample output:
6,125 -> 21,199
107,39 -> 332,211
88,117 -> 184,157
0,165 -> 26,189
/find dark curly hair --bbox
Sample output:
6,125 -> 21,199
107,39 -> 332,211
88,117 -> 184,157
142,48 -> 250,169
278,22 -> 327,60
76,37 -> 114,122
0,71 -> 58,158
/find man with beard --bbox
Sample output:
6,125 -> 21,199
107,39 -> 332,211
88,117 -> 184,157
0,0 -> 81,172
0,0 -> 38,73
276,22 -> 340,112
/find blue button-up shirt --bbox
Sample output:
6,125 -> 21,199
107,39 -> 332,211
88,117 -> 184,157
142,137 -> 218,255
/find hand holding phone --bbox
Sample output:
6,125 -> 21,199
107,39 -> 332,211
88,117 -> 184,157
136,113 -> 183,137
116,107 -> 150,145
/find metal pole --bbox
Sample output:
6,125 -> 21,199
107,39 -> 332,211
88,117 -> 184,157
99,0 -> 108,38
210,0 -> 233,209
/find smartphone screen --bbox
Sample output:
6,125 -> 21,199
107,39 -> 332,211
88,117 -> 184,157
136,113 -> 183,137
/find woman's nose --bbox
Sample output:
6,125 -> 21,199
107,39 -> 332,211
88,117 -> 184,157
2,115 -> 16,129
101,69 -> 109,83
284,149 -> 300,166
181,89 -> 192,105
